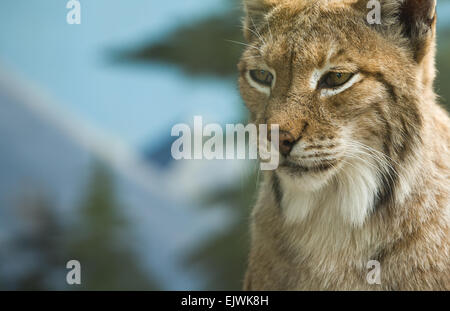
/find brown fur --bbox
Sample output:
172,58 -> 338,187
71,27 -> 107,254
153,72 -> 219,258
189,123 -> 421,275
238,0 -> 449,290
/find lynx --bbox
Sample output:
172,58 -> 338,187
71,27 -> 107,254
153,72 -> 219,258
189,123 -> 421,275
238,0 -> 450,290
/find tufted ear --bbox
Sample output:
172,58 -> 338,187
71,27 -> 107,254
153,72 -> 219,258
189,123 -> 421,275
356,0 -> 437,62
243,0 -> 277,41
398,0 -> 437,62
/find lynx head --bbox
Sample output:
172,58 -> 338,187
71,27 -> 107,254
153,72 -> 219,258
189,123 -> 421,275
238,0 -> 437,225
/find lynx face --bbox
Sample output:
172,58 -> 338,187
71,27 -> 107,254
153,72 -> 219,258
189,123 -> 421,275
240,0 -> 450,290
238,0 -> 428,194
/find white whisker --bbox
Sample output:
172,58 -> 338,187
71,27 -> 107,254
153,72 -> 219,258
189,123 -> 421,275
225,39 -> 263,53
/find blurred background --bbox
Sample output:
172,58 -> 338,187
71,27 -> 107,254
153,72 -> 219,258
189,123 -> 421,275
0,0 -> 449,290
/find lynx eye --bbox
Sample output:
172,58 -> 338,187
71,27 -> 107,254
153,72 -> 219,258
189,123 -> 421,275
249,69 -> 274,87
322,72 -> 353,88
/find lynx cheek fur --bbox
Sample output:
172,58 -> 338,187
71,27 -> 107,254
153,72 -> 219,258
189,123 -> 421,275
238,0 -> 449,290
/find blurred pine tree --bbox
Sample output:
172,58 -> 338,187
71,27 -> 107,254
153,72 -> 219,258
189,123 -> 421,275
1,195 -> 65,290
66,162 -> 161,290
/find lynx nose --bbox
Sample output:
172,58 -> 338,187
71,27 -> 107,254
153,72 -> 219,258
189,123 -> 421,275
278,131 -> 296,156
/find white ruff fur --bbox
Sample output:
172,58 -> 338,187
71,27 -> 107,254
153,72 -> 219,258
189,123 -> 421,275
278,158 -> 382,227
